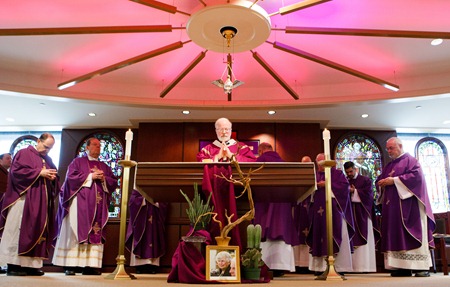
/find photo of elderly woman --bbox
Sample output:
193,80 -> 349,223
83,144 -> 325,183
206,246 -> 240,282
211,251 -> 232,276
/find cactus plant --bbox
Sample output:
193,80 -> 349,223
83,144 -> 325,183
242,224 -> 264,269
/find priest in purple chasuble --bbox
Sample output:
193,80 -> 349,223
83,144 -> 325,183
376,137 -> 435,277
253,142 -> 300,274
306,153 -> 355,273
0,133 -> 59,276
197,118 -> 256,247
344,161 -> 380,273
126,189 -> 168,273
52,138 -> 118,276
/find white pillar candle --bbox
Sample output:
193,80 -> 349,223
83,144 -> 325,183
125,129 -> 133,160
322,128 -> 331,160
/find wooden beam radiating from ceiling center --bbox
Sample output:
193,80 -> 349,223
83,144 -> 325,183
160,51 -> 207,98
284,27 -> 450,39
129,0 -> 190,16
251,51 -> 300,100
58,41 -> 187,90
0,25 -> 174,36
271,41 -> 399,91
269,0 -> 332,17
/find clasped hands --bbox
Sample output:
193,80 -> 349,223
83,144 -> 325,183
215,142 -> 233,162
377,177 -> 394,188
91,166 -> 105,182
40,167 -> 57,181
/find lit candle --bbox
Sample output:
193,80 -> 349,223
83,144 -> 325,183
125,129 -> 133,160
322,128 -> 331,160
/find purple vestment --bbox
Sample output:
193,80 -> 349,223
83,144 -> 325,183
197,140 -> 256,163
56,156 -> 117,244
126,189 -> 168,260
348,174 -> 380,248
197,140 -> 256,248
306,167 -> 355,257
0,145 -> 59,258
254,151 -> 300,246
376,153 -> 435,252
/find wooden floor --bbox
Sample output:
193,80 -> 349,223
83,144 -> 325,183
0,272 -> 448,287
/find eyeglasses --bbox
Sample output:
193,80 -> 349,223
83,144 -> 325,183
216,128 -> 231,132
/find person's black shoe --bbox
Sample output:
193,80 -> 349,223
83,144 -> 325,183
136,264 -> 158,274
314,271 -> 323,276
82,267 -> 102,275
24,267 -> 44,276
64,268 -> 76,276
415,271 -> 430,277
271,270 -> 285,277
0,268 -> 6,274
391,269 -> 412,277
6,264 -> 27,276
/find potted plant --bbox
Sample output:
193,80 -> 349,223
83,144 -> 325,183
241,224 -> 264,280
180,182 -> 214,232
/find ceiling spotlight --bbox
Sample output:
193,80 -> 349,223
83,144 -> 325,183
443,120 -> 450,125
5,117 -> 15,122
361,114 -> 369,118
182,110 -> 190,115
268,110 -> 276,115
431,39 -> 443,46
416,105 -> 422,109
88,112 -> 96,117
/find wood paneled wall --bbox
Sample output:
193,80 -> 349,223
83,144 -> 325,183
57,123 -> 395,270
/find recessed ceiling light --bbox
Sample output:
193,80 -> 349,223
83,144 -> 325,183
443,120 -> 450,125
361,114 -> 369,118
182,110 -> 190,115
431,39 -> 443,46
40,102 -> 46,106
88,112 -> 96,117
5,117 -> 15,122
268,110 -> 276,115
416,105 -> 422,109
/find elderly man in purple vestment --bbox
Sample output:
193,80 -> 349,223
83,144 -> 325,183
376,137 -> 435,277
52,137 -> 118,276
254,142 -> 300,277
197,117 -> 256,247
126,189 -> 168,274
0,133 -> 59,276
306,153 -> 355,275
344,161 -> 380,273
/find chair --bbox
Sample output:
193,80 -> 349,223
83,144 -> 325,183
433,212 -> 450,275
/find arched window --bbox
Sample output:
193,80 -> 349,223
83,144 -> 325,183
10,135 -> 38,155
77,132 -> 125,219
415,137 -> 450,213
335,133 -> 383,200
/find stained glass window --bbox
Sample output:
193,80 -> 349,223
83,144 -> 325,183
416,137 -> 450,213
77,132 -> 125,219
335,134 -> 382,201
10,135 -> 38,155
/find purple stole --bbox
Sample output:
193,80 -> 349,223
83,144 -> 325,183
307,167 -> 355,257
377,153 -> 435,252
126,189 -> 168,259
0,145 -> 59,258
56,156 -> 117,244
348,174 -> 380,248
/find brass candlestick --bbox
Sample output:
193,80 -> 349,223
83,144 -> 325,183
105,159 -> 137,280
315,160 -> 346,281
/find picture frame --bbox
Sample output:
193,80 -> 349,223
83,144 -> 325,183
206,245 -> 240,283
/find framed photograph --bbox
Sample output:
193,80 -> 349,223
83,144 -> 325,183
206,245 -> 240,282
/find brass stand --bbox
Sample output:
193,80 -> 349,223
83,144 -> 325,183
315,160 -> 346,281
105,159 -> 137,280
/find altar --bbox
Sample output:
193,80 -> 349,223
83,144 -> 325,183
134,162 -> 316,204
